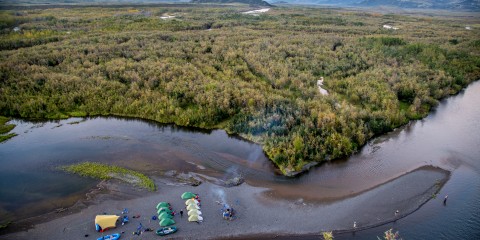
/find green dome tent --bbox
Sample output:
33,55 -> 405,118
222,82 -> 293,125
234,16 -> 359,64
157,207 -> 172,215
186,204 -> 200,211
158,212 -> 173,220
188,215 -> 203,222
156,202 -> 170,209
181,192 -> 196,200
159,218 -> 176,227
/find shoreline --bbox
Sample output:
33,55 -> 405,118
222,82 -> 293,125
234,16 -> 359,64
1,166 -> 449,240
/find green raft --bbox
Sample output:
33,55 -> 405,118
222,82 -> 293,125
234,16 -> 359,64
156,226 -> 177,236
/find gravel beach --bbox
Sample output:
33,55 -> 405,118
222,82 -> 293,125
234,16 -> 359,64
1,166 -> 448,240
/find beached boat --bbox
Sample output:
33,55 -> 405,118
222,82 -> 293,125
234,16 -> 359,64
156,226 -> 177,236
97,233 -> 121,240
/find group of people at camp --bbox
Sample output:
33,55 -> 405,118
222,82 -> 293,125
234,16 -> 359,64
94,191 -> 204,238
220,203 -> 236,221
222,208 -> 234,220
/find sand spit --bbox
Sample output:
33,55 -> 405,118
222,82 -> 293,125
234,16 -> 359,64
1,167 -> 448,240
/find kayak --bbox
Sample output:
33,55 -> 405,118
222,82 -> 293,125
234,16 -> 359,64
156,226 -> 177,236
97,233 -> 121,240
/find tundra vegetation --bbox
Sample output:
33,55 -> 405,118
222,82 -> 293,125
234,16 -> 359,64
1,6 -> 479,175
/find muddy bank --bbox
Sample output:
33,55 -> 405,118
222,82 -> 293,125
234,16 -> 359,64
1,166 -> 448,240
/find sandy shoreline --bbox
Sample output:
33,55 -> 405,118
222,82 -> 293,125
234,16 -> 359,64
1,166 -> 448,240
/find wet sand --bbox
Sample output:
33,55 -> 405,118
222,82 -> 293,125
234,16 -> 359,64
1,166 -> 448,240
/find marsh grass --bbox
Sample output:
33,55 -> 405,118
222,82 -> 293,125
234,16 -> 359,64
0,123 -> 14,134
0,116 -> 16,143
0,116 -> 13,133
0,133 -> 17,143
61,162 -> 156,191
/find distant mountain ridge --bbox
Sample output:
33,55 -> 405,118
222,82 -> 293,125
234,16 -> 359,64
276,0 -> 480,10
358,0 -> 480,10
191,0 -> 272,6
1,0 -> 477,9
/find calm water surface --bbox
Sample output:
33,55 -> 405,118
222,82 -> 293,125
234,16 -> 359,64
1,81 -> 479,239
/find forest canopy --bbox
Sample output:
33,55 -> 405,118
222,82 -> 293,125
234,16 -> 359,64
1,5 -> 479,175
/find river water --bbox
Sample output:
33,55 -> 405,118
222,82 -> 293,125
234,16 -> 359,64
1,81 -> 479,238
335,81 -> 480,239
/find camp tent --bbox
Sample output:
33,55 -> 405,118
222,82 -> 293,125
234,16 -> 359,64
186,204 -> 200,211
188,215 -> 203,222
159,218 -> 176,227
95,215 -> 119,231
156,202 -> 170,209
185,199 -> 199,205
188,209 -> 202,216
181,192 -> 196,200
158,212 -> 173,220
187,204 -> 200,211
157,207 -> 172,215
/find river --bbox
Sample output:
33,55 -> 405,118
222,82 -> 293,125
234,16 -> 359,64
0,81 -> 479,238
335,81 -> 480,239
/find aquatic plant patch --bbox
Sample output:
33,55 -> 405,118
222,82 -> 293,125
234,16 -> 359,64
61,162 -> 156,191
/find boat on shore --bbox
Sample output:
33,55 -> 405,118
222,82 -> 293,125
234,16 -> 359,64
97,233 -> 120,240
156,226 -> 177,236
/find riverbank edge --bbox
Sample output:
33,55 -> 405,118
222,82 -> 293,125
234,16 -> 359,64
4,80 -> 478,177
